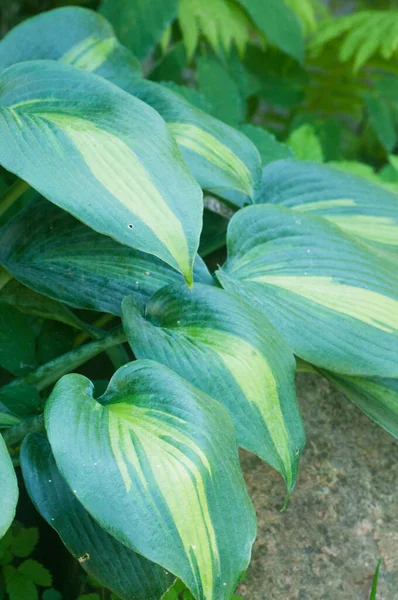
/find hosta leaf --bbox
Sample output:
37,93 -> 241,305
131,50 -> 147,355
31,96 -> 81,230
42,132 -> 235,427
0,7 -> 261,206
0,435 -> 18,539
100,0 -> 177,60
0,61 -> 203,283
45,361 -> 256,600
321,373 -> 398,439
0,305 -> 36,376
217,204 -> 398,376
0,201 -> 213,315
257,159 -> 398,256
21,434 -> 174,600
0,384 -> 41,420
122,285 -> 304,493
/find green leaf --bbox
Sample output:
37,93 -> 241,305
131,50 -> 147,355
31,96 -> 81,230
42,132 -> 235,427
257,159 -> 398,257
18,560 -> 51,587
21,434 -> 175,600
0,7 -> 260,206
286,125 -> 324,162
235,0 -> 304,62
77,595 -> 100,600
0,305 -> 36,376
0,61 -> 203,284
3,566 -> 38,600
100,0 -> 178,60
122,285 -> 304,493
0,384 -> 41,420
370,558 -> 382,600
42,589 -> 62,600
363,92 -> 397,153
45,361 -> 256,600
199,209 -> 229,257
7,526 -> 39,559
239,125 -> 294,166
321,373 -> 398,439
0,436 -> 18,539
197,57 -> 243,126
37,322 -> 75,365
0,412 -> 21,428
217,204 -> 398,376
0,201 -> 213,316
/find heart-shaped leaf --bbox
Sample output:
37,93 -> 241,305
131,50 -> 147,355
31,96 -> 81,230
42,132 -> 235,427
0,201 -> 213,315
0,60 -> 203,282
21,434 -> 175,600
0,435 -> 18,539
122,284 -> 304,494
217,204 -> 398,376
45,360 -> 256,600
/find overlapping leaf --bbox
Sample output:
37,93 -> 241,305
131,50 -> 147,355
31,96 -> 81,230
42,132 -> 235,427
0,201 -> 213,315
0,435 -> 18,539
257,159 -> 398,256
122,285 -> 304,493
45,361 -> 256,600
0,60 -> 203,282
0,7 -> 261,206
21,434 -> 175,600
0,305 -> 36,376
217,205 -> 398,376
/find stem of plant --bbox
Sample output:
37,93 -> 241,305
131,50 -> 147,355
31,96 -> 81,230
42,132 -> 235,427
0,178 -> 30,218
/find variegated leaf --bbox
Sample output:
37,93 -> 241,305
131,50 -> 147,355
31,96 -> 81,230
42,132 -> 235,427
0,7 -> 261,206
217,205 -> 398,376
0,201 -> 213,315
0,435 -> 18,539
0,60 -> 203,283
122,285 -> 304,494
257,159 -> 398,257
21,434 -> 175,600
45,360 -> 256,600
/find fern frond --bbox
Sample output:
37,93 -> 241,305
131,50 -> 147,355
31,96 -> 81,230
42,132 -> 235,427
285,0 -> 328,35
310,11 -> 398,71
178,0 -> 252,60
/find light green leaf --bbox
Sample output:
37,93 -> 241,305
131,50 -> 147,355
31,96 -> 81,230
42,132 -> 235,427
239,125 -> 294,167
0,7 -> 261,206
0,305 -> 36,376
0,201 -> 213,316
100,0 -> 178,60
45,361 -> 256,600
286,125 -> 324,162
21,434 -> 174,600
0,412 -> 21,428
321,373 -> 398,439
0,436 -> 18,539
18,560 -> 51,587
0,61 -> 203,283
257,159 -> 398,257
3,565 -> 38,600
122,285 -> 304,493
197,57 -> 244,126
217,204 -> 398,376
235,0 -> 304,62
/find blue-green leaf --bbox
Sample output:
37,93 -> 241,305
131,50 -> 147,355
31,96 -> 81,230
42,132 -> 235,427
0,435 -> 18,539
217,204 -> 398,376
122,285 -> 304,493
21,434 -> 174,600
0,60 -> 203,283
0,201 -> 213,315
45,361 -> 256,600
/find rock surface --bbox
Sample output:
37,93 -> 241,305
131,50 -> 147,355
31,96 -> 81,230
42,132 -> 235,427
239,373 -> 398,600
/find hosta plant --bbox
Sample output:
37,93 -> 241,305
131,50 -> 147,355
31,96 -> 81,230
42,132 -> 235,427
0,4 -> 397,600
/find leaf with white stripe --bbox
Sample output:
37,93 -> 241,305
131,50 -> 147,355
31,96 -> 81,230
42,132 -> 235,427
0,7 -> 261,206
21,434 -> 175,600
217,205 -> 398,376
0,201 -> 213,316
122,285 -> 304,494
0,60 -> 203,283
257,159 -> 398,256
45,360 -> 256,600
0,435 -> 18,539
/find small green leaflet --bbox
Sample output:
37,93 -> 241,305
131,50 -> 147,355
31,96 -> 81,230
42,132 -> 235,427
0,6 -> 261,207
100,0 -> 178,60
321,372 -> 398,439
45,360 -> 256,600
0,201 -> 213,315
217,204 -> 398,376
21,434 -> 175,600
122,285 -> 304,494
0,61 -> 203,283
257,159 -> 398,257
0,435 -> 18,539
0,305 -> 36,376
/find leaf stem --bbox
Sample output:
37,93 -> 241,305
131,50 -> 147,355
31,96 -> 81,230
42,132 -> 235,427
0,178 -> 30,218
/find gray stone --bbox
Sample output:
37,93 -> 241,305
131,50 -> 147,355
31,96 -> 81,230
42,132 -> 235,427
238,373 -> 398,600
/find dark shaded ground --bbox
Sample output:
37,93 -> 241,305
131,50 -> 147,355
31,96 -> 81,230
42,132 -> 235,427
239,373 -> 398,600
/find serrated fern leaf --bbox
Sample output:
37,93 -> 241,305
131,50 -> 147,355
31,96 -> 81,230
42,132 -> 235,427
285,0 -> 327,35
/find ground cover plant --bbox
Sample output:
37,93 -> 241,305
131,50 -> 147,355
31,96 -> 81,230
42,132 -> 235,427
0,0 -> 397,598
